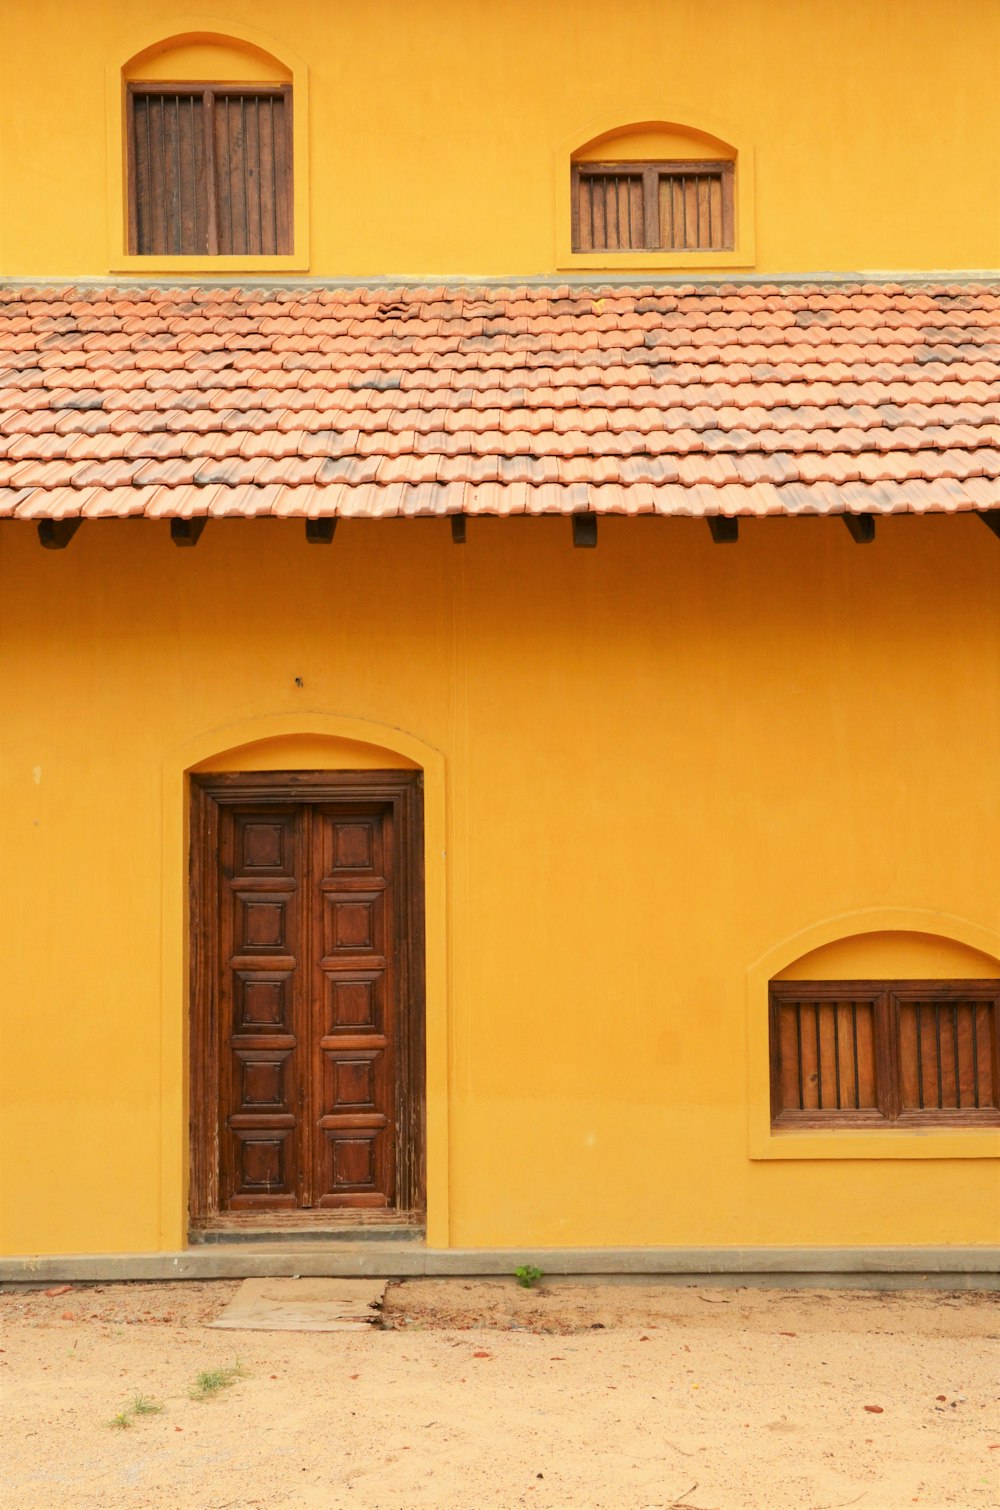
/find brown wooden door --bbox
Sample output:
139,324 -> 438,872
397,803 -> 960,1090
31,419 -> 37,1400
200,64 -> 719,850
191,773 -> 424,1226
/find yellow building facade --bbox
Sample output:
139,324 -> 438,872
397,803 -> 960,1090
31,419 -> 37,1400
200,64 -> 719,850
1,0 -> 998,1269
3,0 -> 1000,280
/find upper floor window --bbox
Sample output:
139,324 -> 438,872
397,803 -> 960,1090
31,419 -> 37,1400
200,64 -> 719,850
127,84 -> 292,255
572,159 -> 734,254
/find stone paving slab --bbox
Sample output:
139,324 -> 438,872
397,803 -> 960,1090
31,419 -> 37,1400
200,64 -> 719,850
207,1276 -> 386,1332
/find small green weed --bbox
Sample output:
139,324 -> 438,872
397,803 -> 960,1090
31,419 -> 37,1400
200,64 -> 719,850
131,1394 -> 164,1416
189,1360 -> 248,1402
106,1393 -> 164,1429
514,1264 -> 544,1289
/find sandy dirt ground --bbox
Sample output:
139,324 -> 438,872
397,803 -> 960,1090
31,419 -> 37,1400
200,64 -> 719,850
1,1278 -> 998,1510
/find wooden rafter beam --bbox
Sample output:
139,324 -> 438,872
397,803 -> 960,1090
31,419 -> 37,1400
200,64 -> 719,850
37,519 -> 81,550
842,514 -> 875,544
171,518 -> 207,547
305,518 -> 337,544
707,516 -> 739,544
572,513 -> 598,548
450,515 -> 467,544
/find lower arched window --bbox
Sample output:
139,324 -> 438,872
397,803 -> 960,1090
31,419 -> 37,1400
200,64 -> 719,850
769,979 -> 1000,1129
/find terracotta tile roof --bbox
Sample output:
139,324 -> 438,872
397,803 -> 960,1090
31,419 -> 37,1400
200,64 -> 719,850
1,281 -> 999,521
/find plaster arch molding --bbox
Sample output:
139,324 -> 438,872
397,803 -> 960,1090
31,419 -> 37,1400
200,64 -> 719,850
568,114 -> 743,165
751,907 -> 1000,985
559,98 -> 752,162
121,18 -> 303,79
177,711 -> 443,779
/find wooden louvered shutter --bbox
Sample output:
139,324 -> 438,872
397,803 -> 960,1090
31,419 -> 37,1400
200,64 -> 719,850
212,91 -> 292,255
770,986 -> 888,1126
128,85 -> 292,255
131,91 -> 210,255
658,164 -> 733,251
769,980 -> 1000,1128
572,160 -> 734,253
895,988 -> 1000,1117
573,170 -> 647,251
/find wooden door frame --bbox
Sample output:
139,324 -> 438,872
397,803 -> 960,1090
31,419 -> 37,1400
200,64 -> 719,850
188,769 -> 426,1231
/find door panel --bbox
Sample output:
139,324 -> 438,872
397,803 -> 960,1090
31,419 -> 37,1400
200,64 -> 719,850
310,805 -> 396,1208
191,771 -> 424,1228
211,794 -> 404,1215
219,806 -> 303,1210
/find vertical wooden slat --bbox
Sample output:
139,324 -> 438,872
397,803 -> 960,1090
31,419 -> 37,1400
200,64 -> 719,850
952,1003 -> 961,1106
697,175 -> 711,248
204,89 -> 218,255
256,95 -> 276,255
126,91 -> 140,253
593,177 -> 606,249
972,1002 -> 981,1108
794,1002 -> 803,1108
275,87 -> 292,254
915,1002 -> 924,1106
851,1001 -> 860,1107
240,96 -> 252,253
152,95 -> 166,254
570,166 -> 582,252
855,1001 -> 877,1108
721,159 -> 735,250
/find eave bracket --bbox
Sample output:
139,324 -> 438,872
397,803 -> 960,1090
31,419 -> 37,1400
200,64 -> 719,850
305,518 -> 337,545
171,518 -> 207,547
843,514 -> 875,544
38,519 -> 81,550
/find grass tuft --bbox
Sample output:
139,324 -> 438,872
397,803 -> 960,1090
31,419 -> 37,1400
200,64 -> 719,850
189,1360 -> 249,1402
131,1394 -> 164,1416
106,1393 -> 164,1429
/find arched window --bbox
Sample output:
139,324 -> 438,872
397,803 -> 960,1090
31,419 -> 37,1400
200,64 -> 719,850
559,117 -> 753,270
572,157 -> 733,254
767,932 -> 1000,1131
118,32 -> 301,263
128,84 -> 292,255
769,978 -> 1000,1128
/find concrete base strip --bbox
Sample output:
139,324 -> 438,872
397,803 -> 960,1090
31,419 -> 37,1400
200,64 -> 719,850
1,1245 -> 997,1286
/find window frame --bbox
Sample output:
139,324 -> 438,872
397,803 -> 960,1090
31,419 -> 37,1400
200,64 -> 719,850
769,978 -> 1000,1132
126,81 -> 293,258
571,158 -> 735,255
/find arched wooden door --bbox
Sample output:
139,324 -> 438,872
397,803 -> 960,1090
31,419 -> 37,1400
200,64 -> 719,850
189,771 -> 425,1232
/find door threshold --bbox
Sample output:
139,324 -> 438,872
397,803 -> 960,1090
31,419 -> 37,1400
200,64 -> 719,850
189,1224 -> 425,1246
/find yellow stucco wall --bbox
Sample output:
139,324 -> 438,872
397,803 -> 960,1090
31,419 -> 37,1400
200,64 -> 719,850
2,0 -> 999,277
1,515 -> 998,1255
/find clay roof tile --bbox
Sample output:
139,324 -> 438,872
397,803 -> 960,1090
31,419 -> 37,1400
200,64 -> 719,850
4,280 -> 998,521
